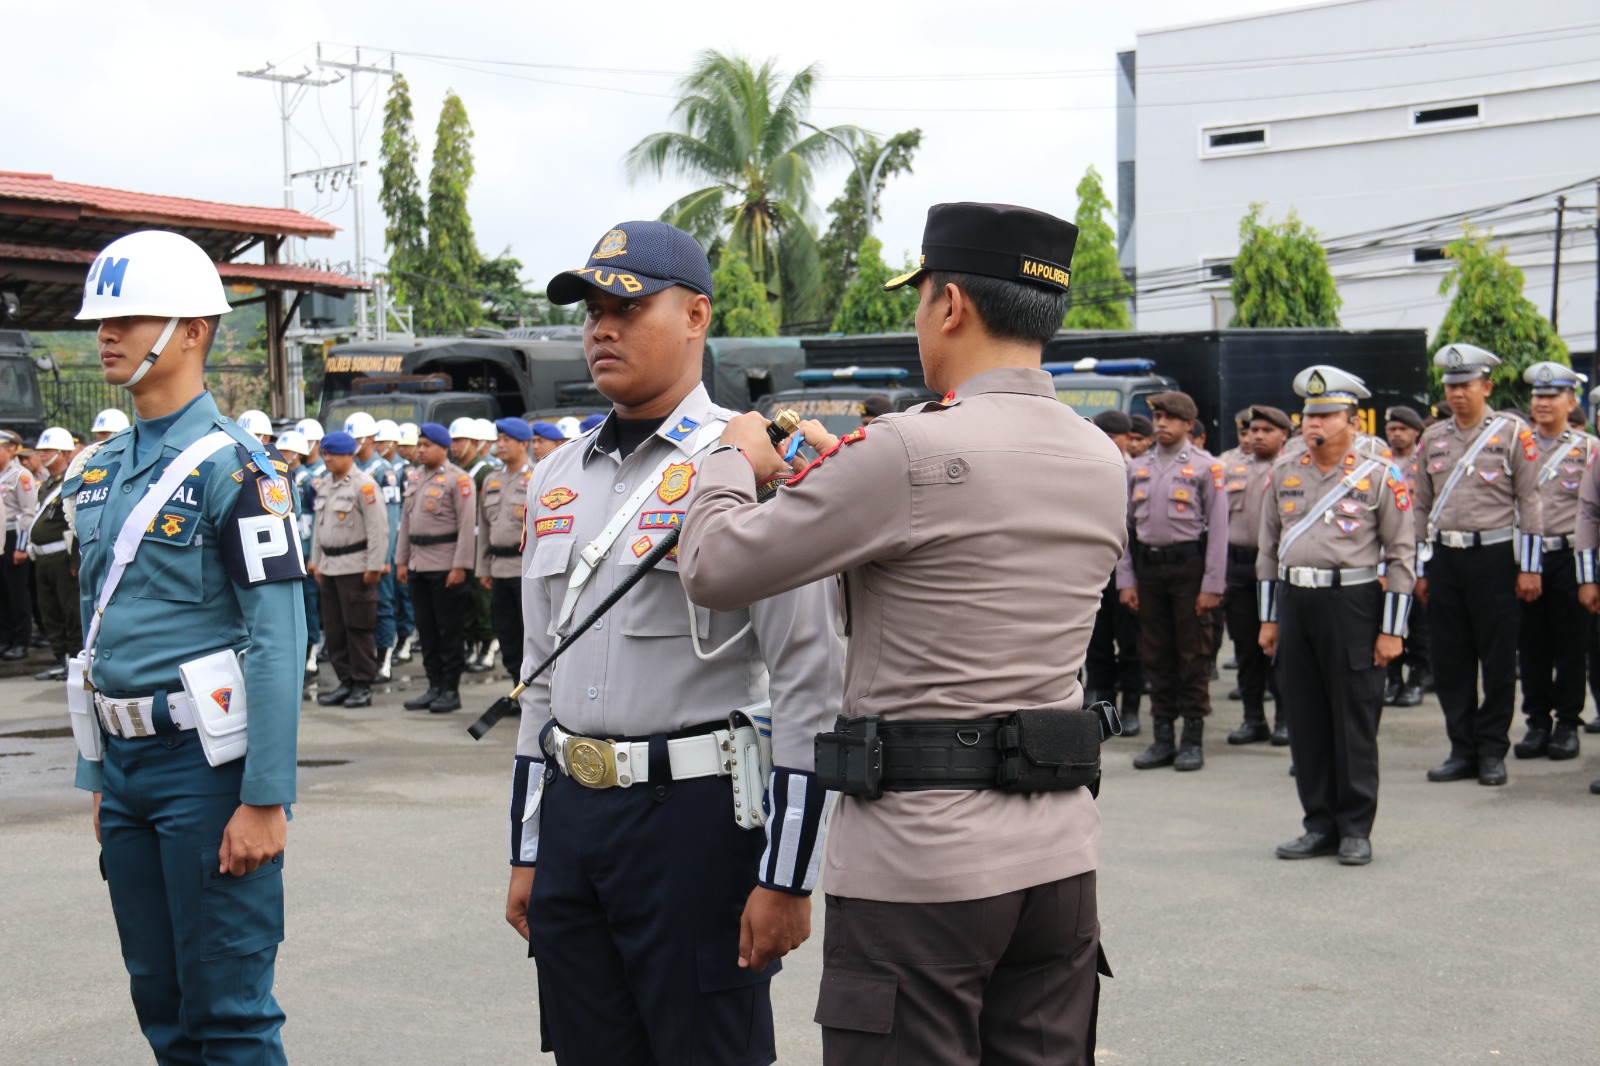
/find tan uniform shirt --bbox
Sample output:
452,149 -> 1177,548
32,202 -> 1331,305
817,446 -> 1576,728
1413,414 -> 1544,540
1,458 -> 38,541
476,461 -> 533,579
311,467 -> 389,576
682,367 -> 1128,905
1529,429 -> 1595,538
396,461 -> 476,571
1114,442 -> 1228,594
1572,441 -> 1600,558
1223,450 -> 1273,548
1256,443 -> 1416,597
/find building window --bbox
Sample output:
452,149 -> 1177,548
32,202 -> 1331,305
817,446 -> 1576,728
1203,125 -> 1268,155
1202,257 -> 1234,285
1413,247 -> 1447,263
1412,102 -> 1480,127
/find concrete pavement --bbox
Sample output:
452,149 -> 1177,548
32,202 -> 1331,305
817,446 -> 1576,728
3,663 -> 1598,1063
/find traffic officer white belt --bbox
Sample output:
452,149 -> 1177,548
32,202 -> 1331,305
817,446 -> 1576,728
1280,565 -> 1379,589
1542,534 -> 1570,551
32,540 -> 69,555
94,691 -> 197,738
1434,526 -> 1514,549
545,723 -> 731,789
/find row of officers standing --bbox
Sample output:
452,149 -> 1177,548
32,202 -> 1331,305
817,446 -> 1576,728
1102,344 -> 1600,869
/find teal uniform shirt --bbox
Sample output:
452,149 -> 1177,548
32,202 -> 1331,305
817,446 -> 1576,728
358,453 -> 403,560
68,391 -> 308,806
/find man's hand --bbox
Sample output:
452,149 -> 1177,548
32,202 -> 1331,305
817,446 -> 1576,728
479,575 -> 493,590
307,564 -> 319,581
1374,633 -> 1403,667
739,886 -> 811,972
446,567 -> 466,588
721,413 -> 789,480
1516,573 -> 1542,602
396,564 -> 409,585
217,803 -> 287,876
93,791 -> 101,844
1119,588 -> 1139,612
1259,622 -> 1279,659
1581,583 -> 1600,614
12,550 -> 25,566
506,866 -> 535,942
1196,591 -> 1224,616
1413,578 -> 1428,605
363,570 -> 383,586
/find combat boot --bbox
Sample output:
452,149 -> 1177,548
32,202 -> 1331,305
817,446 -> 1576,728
1513,726 -> 1551,759
404,686 -> 441,711
343,684 -> 373,708
376,647 -> 394,683
1548,721 -> 1580,760
466,640 -> 495,674
1174,717 -> 1205,771
1394,679 -> 1423,707
317,682 -> 354,706
1270,710 -> 1290,747
1382,677 -> 1401,705
1228,703 -> 1270,745
430,689 -> 462,713
1119,691 -> 1142,737
1133,716 -> 1177,769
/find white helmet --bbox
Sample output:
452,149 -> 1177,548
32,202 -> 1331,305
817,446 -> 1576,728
471,417 -> 498,442
374,418 -> 402,443
555,416 -> 581,440
37,426 -> 75,451
92,408 -> 131,434
398,422 -> 420,447
295,417 -> 325,442
236,409 -> 273,440
75,230 -> 233,322
344,412 -> 378,439
276,430 -> 310,456
447,416 -> 476,440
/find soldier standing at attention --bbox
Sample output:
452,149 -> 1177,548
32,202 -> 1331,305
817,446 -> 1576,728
682,202 -> 1122,1064
67,229 -> 305,1062
1572,387 -> 1600,791
396,422 -> 476,713
0,428 -> 39,660
346,413 -> 404,681
1259,367 -> 1415,866
477,418 -> 534,681
1383,405 -> 1431,707
27,427 -> 81,681
1412,343 -> 1544,787
529,421 -> 568,462
1118,391 -> 1228,771
1224,406 -> 1291,746
308,430 -> 389,709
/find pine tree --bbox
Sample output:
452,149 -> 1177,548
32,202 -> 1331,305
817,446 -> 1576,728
1228,204 -> 1341,328
832,237 -> 917,334
710,248 -> 779,337
378,73 -> 428,309
419,90 -> 481,332
1062,166 -> 1132,330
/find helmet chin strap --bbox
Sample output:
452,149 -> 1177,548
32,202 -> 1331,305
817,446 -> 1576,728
119,317 -> 180,390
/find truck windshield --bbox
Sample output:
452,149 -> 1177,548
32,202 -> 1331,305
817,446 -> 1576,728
0,358 -> 43,419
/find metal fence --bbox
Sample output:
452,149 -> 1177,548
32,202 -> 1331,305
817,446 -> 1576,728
41,364 -> 270,436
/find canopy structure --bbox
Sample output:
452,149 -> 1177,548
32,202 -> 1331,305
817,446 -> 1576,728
0,171 -> 367,416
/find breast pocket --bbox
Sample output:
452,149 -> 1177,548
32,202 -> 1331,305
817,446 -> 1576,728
527,537 -> 574,635
1168,485 -> 1198,518
618,555 -> 694,638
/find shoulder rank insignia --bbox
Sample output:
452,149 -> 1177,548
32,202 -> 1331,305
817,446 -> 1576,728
664,417 -> 700,442
787,426 -> 867,488
541,487 -> 578,510
658,462 -> 695,505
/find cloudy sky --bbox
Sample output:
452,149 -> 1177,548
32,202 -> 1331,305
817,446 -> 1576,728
9,0 -> 1293,296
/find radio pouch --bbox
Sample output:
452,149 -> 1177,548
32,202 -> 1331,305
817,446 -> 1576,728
180,649 -> 249,768
726,700 -> 774,830
996,708 -> 1102,793
66,652 -> 102,762
814,715 -> 884,799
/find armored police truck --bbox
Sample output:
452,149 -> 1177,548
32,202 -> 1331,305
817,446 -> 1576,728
0,330 -> 46,441
1044,358 -> 1179,421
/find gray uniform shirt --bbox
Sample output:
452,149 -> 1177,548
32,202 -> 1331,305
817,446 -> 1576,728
1115,442 -> 1228,594
1,458 -> 38,540
1224,450 -> 1273,549
396,461 -> 477,572
476,461 -> 533,579
311,467 -> 389,576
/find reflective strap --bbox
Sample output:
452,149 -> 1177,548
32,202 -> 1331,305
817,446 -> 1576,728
1577,549 -> 1598,585
1520,533 -> 1543,574
1258,579 -> 1278,624
32,540 -> 69,555
1381,592 -> 1412,638
758,768 -> 831,895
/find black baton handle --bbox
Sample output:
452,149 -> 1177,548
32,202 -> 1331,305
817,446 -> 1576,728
468,528 -> 682,739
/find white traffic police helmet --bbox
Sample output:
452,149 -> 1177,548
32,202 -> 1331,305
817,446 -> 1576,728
471,417 -> 498,442
344,412 -> 378,439
295,418 -> 325,443
555,416 -> 581,440
398,422 -> 420,447
37,426 -> 76,452
447,416 -> 476,441
276,430 -> 311,457
374,418 -> 402,443
236,409 -> 274,441
92,408 -> 131,434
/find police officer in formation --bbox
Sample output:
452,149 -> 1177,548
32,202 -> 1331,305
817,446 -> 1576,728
505,219 -> 842,1066
682,201 -> 1120,1064
1223,405 -> 1291,746
396,421 -> 476,713
1085,407 -> 1145,735
1412,343 -> 1544,787
1383,404 -> 1432,706
347,412 -> 405,681
529,419 -> 568,461
476,417 -> 535,682
67,228 -> 305,1062
308,430 -> 390,709
1258,367 -> 1415,866
449,416 -> 499,672
0,427 -> 39,659
1118,390 -> 1228,771
26,426 -> 82,681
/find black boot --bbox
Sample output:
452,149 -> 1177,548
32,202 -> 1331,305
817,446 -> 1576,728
1119,691 -> 1142,737
1133,716 -> 1177,769
1228,703 -> 1270,745
1513,725 -> 1551,759
429,689 -> 462,713
343,684 -> 373,708
404,686 -> 442,711
317,682 -> 354,706
34,656 -> 66,682
1548,721 -> 1580,760
1382,677 -> 1401,705
1270,711 -> 1290,747
1174,717 -> 1205,771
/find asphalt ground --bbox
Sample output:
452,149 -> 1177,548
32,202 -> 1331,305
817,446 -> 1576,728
3,656 -> 1599,1064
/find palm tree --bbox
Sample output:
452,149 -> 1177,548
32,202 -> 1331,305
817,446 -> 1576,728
626,51 -> 859,325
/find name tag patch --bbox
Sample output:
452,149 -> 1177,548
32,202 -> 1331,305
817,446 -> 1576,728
535,516 -> 574,538
639,510 -> 683,530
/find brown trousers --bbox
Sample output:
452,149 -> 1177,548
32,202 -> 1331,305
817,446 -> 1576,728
816,871 -> 1103,1066
1136,552 -> 1213,719
319,572 -> 378,684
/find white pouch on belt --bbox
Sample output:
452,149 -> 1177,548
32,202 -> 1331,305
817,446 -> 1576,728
66,653 -> 102,762
727,701 -> 774,830
180,649 -> 249,767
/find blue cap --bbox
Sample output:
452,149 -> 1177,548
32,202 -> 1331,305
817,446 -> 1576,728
320,430 -> 357,456
579,412 -> 606,433
530,421 -> 565,441
419,422 -> 452,448
546,221 -> 713,305
495,417 -> 533,442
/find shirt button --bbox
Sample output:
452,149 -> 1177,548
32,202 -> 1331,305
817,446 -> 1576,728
587,686 -> 598,699
593,619 -> 604,631
614,483 -> 626,494
102,650 -> 112,660
122,484 -> 133,493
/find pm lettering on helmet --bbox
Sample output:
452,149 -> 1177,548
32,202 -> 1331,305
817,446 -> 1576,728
89,256 -> 131,298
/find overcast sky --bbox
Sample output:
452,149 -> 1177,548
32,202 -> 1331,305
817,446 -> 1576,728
8,0 -> 1294,300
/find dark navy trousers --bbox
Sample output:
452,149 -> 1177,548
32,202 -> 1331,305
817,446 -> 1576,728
529,764 -> 777,1066
99,730 -> 286,1065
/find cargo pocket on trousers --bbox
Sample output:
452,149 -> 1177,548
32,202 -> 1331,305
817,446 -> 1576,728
694,938 -> 778,1062
814,969 -> 897,1034
199,847 -> 285,961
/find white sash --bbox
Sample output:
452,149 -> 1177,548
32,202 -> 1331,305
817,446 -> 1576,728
1277,457 -> 1384,564
1428,417 -> 1508,537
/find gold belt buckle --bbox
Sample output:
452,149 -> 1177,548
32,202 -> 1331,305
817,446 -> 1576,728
563,735 -> 620,788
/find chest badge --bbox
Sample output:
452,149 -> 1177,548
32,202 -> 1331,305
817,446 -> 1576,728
658,462 -> 695,505
632,535 -> 654,557
1283,476 -> 1302,489
258,475 -> 293,518
541,487 -> 578,510
83,467 -> 109,484
1335,517 -> 1361,534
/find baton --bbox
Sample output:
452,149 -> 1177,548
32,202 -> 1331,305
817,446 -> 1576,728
468,528 -> 683,739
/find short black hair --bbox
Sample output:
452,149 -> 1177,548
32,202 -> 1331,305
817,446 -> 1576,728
861,394 -> 893,418
928,271 -> 1068,346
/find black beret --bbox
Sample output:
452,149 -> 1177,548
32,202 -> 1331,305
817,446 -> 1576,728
1147,391 -> 1199,422
1129,414 -> 1154,436
1248,405 -> 1292,432
1092,409 -> 1133,435
1384,405 -> 1425,432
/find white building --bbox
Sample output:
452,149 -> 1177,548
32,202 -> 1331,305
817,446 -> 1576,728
1118,0 -> 1600,364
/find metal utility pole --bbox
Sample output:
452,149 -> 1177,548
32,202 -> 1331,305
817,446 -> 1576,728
317,46 -> 394,341
1552,194 -> 1566,332
237,63 -> 343,215
801,122 -> 896,240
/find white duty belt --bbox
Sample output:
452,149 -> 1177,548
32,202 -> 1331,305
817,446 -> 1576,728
95,691 -> 196,738
543,722 -> 732,788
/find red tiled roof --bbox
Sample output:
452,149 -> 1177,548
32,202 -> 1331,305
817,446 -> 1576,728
0,171 -> 339,239
0,241 -> 368,291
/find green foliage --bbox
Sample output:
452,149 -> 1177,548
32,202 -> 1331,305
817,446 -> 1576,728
379,73 -> 428,309
626,50 -> 859,327
417,90 -> 482,333
817,129 -> 921,323
710,248 -> 779,337
1227,204 -> 1342,328
475,249 -> 539,327
1431,228 -> 1568,407
1062,166 -> 1132,330
831,237 -> 917,335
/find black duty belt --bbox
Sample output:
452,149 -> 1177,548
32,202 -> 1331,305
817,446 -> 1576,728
409,533 -> 457,546
1227,544 -> 1257,564
1138,541 -> 1202,564
323,541 -> 368,557
489,546 -> 521,558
